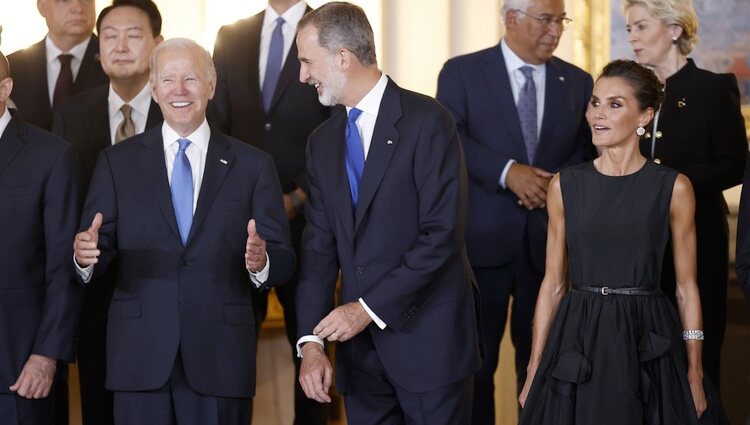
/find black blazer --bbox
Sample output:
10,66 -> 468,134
52,84 -> 164,196
0,115 -> 82,391
643,60 -> 747,289
212,7 -> 329,193
8,35 -> 108,131
80,126 -> 294,397
296,78 -> 480,393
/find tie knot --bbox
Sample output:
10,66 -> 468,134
58,54 -> 73,66
348,108 -> 363,124
275,17 -> 285,29
519,65 -> 534,80
120,103 -> 132,118
177,138 -> 191,152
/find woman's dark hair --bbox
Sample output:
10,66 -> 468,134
599,59 -> 664,111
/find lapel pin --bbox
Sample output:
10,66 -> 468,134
387,140 -> 393,145
220,159 -> 228,164
559,76 -> 565,82
677,98 -> 686,108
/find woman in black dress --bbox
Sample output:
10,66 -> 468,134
518,60 -> 708,424
624,0 -> 748,388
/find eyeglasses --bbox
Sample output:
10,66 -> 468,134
515,9 -> 572,30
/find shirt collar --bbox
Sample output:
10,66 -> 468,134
108,83 -> 153,120
0,107 -> 11,139
348,72 -> 388,117
500,38 -> 545,75
162,119 -> 211,152
263,1 -> 307,32
45,35 -> 91,64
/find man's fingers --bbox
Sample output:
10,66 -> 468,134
89,212 -> 103,234
247,219 -> 257,236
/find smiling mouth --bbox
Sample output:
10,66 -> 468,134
171,101 -> 191,108
593,125 -> 609,131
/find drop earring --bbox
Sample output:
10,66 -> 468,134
636,126 -> 646,136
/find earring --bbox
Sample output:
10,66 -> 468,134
671,36 -> 678,45
636,126 -> 646,136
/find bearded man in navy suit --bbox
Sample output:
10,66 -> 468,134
294,3 -> 480,424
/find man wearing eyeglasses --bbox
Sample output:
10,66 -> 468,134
437,1 -> 592,423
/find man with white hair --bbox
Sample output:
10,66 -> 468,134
73,38 -> 294,425
437,0 -> 592,423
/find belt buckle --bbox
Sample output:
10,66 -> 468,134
600,286 -> 610,296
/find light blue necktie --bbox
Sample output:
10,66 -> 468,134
171,138 -> 193,244
518,66 -> 538,164
345,108 -> 365,212
262,17 -> 285,112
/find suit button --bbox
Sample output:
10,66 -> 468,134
355,266 -> 364,275
180,258 -> 188,266
654,158 -> 661,164
264,123 -> 272,131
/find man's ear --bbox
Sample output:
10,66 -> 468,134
0,77 -> 13,103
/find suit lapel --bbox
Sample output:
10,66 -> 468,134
354,79 -> 401,233
268,41 -> 300,113
145,99 -> 163,129
483,46 -> 527,160
0,116 -> 27,179
325,111 -> 355,241
139,130 -> 181,241
73,35 -> 101,92
90,89 -> 110,150
188,132 -> 234,245
247,13 -> 265,115
537,58 -> 564,164
27,40 -> 53,122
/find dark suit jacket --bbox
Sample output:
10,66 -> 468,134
0,114 -> 82,392
436,44 -> 592,271
80,126 -> 294,397
8,35 -> 108,131
212,7 -> 329,194
645,60 -> 747,288
296,78 -> 480,393
52,84 -> 164,196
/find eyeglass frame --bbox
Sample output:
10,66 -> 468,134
514,9 -> 572,29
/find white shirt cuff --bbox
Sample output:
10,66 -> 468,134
74,253 -> 93,284
248,253 -> 270,288
296,335 -> 324,357
499,159 -> 516,189
359,297 -> 386,329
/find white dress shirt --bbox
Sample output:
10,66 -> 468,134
45,36 -> 91,105
0,107 -> 10,138
296,73 -> 389,357
75,119 -> 270,285
108,83 -> 153,145
258,1 -> 307,88
498,38 -> 547,188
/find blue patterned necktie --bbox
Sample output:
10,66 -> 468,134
345,108 -> 365,211
171,138 -> 193,244
262,17 -> 285,112
518,65 -> 538,164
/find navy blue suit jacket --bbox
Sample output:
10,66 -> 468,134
0,115 -> 82,391
80,125 -> 294,398
437,44 -> 592,270
296,78 -> 480,393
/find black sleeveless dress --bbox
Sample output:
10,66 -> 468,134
519,161 -> 725,425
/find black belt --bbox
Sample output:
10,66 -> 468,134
573,286 -> 661,296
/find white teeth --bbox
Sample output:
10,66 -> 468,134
171,101 -> 190,107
